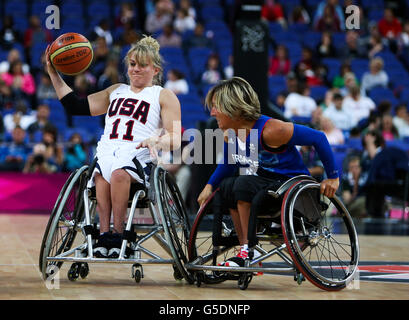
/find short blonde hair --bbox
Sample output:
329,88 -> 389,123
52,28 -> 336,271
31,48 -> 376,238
205,77 -> 261,121
124,35 -> 163,85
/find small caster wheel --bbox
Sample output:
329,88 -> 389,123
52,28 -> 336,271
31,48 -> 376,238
134,269 -> 142,283
238,273 -> 252,290
79,263 -> 89,279
131,263 -> 143,284
294,270 -> 305,285
173,265 -> 183,281
195,273 -> 202,287
67,263 -> 80,281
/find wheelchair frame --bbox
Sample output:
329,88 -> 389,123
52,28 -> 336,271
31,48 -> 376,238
39,160 -> 194,284
186,175 -> 360,291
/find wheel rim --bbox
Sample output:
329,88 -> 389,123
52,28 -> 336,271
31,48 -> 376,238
188,190 -> 240,283
40,167 -> 87,279
283,182 -> 359,289
155,167 -> 194,283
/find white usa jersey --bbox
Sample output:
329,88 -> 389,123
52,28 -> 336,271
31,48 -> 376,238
98,84 -> 163,146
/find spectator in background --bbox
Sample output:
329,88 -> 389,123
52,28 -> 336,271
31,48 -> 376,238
3,101 -> 36,134
23,143 -> 54,173
157,24 -> 182,48
97,58 -> 122,91
0,126 -> 31,171
315,4 -> 341,32
392,104 -> 409,138
340,71 -> 359,96
367,28 -> 384,58
63,133 -> 88,172
182,22 -> 215,51
364,130 -> 409,218
342,84 -> 376,127
299,145 -> 325,182
294,47 -> 326,86
89,19 -> 113,47
164,69 -> 189,95
261,0 -> 286,27
360,57 -> 389,95
313,0 -> 345,31
179,0 -> 196,20
174,8 -> 196,34
36,72 -> 57,101
320,116 -> 345,145
378,8 -> 402,40
41,125 -> 64,172
26,104 -> 56,142
145,0 -> 174,34
23,15 -> 53,62
91,37 -> 110,78
74,74 -> 94,99
284,82 -> 317,119
316,31 -> 337,59
0,49 -> 30,75
323,92 -> 354,131
223,55 -> 234,79
1,60 -> 36,102
380,113 -> 399,142
201,53 -> 225,85
0,77 -> 13,111
398,20 -> 409,50
115,2 -> 137,29
332,62 -> 356,89
341,156 -> 367,218
288,6 -> 310,25
338,30 -> 367,60
269,44 -> 291,76
0,15 -> 21,51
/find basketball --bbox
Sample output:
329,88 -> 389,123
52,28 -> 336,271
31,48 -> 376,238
49,32 -> 93,76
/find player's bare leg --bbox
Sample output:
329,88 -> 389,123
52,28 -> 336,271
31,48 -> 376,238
110,169 -> 132,234
95,173 -> 112,233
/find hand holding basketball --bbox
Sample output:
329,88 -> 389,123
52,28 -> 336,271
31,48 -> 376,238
47,33 -> 93,76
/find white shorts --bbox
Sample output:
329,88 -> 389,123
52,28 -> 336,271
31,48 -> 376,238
88,143 -> 153,187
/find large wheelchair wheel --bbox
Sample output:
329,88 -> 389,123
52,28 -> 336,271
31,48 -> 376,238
39,165 -> 88,280
188,190 -> 240,285
281,180 -> 359,291
155,166 -> 194,284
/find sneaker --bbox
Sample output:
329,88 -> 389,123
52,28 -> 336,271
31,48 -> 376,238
93,232 -> 111,258
107,233 -> 133,259
218,246 -> 248,267
107,233 -> 122,259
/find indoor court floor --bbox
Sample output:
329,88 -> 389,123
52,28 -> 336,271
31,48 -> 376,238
0,213 -> 408,300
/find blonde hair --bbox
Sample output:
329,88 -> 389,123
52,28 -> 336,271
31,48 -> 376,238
124,35 -> 163,85
205,77 -> 261,121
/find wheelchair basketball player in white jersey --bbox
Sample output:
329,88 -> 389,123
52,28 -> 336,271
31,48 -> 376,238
45,36 -> 182,258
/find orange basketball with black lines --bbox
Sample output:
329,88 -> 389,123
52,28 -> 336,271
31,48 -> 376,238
49,32 -> 93,76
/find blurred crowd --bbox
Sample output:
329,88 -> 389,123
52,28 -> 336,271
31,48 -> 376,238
1,0 -> 409,218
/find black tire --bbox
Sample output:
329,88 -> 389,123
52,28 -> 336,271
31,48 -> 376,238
187,190 -> 239,285
39,166 -> 88,280
155,166 -> 194,284
281,181 -> 359,291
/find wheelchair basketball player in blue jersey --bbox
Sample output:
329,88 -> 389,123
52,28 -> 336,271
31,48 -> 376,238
197,77 -> 339,267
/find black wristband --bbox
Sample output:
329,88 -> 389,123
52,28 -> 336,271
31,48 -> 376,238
60,91 -> 91,116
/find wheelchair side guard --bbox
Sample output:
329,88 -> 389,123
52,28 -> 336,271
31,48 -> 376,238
267,175 -> 316,198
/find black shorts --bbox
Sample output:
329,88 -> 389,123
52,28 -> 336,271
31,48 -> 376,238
218,174 -> 289,210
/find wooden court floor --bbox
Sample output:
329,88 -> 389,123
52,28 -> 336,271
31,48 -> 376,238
0,213 -> 408,300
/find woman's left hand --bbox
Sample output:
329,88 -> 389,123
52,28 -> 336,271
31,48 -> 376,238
320,177 -> 339,198
136,136 -> 161,160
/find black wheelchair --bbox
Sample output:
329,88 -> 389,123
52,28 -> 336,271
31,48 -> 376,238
186,175 -> 360,291
39,158 -> 194,284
